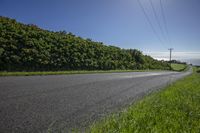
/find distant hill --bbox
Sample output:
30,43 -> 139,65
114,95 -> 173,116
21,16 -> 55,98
0,16 -> 170,71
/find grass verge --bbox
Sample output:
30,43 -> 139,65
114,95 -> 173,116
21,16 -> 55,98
0,69 -> 167,76
171,63 -> 187,71
89,67 -> 200,133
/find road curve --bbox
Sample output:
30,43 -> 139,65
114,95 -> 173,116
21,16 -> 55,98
0,69 -> 192,132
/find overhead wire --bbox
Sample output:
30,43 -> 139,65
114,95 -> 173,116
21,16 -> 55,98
160,0 -> 172,45
149,0 -> 168,45
137,0 -> 167,48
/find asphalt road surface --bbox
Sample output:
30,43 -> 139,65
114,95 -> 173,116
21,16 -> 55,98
0,69 -> 192,132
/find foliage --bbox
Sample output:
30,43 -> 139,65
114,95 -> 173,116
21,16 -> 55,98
0,16 -> 170,71
89,68 -> 200,133
197,66 -> 200,73
169,60 -> 187,65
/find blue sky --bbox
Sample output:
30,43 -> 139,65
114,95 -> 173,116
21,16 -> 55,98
0,0 -> 200,62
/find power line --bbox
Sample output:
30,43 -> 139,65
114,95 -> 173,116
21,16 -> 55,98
137,0 -> 167,48
160,0 -> 172,44
149,0 -> 167,43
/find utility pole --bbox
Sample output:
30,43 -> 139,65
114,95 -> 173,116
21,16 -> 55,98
168,48 -> 173,69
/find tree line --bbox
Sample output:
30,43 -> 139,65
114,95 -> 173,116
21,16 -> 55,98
0,16 -> 170,71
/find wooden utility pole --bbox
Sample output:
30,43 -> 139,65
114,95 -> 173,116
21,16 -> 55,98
168,48 -> 173,69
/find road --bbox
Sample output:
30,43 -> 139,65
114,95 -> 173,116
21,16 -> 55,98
0,69 -> 192,132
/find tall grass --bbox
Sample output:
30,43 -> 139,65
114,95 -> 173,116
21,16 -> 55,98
89,68 -> 200,133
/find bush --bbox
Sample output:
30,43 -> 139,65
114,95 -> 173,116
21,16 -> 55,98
0,16 -> 170,71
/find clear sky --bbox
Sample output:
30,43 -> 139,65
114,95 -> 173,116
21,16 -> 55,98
0,0 -> 200,62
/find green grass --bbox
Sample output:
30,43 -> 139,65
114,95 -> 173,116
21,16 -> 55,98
0,69 -> 166,76
171,63 -> 187,71
89,67 -> 200,133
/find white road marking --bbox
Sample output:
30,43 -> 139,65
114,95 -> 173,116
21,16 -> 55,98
121,72 -> 176,79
